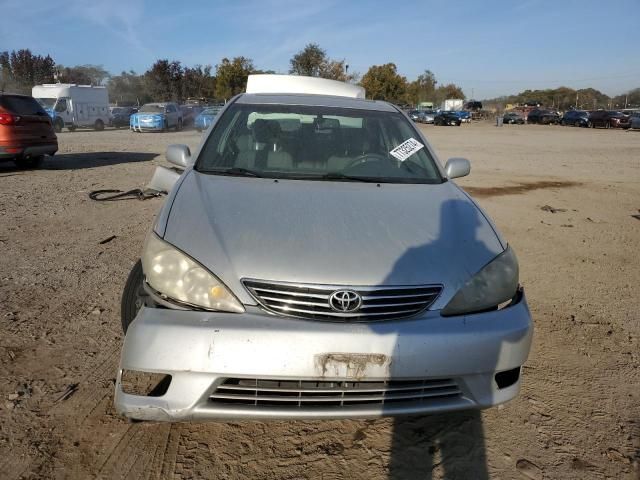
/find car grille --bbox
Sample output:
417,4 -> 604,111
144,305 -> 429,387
242,279 -> 442,322
209,378 -> 461,408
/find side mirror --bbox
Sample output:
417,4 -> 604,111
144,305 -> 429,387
166,144 -> 193,168
444,157 -> 471,179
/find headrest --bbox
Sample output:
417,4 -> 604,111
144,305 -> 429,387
252,119 -> 281,143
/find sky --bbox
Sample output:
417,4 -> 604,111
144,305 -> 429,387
1,0 -> 638,99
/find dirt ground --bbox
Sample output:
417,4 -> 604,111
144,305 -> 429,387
0,122 -> 638,480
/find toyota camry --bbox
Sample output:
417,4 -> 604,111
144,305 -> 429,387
114,75 -> 533,421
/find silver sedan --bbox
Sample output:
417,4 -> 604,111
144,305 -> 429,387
115,87 -> 533,422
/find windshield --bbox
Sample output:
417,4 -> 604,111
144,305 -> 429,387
196,103 -> 443,184
36,98 -> 56,108
110,107 -> 124,114
139,104 -> 164,113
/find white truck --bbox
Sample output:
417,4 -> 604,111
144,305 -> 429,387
32,84 -> 110,132
441,99 -> 464,112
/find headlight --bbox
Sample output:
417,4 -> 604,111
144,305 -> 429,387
441,247 -> 519,316
141,232 -> 244,313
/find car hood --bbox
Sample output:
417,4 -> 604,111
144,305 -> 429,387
162,172 -> 504,308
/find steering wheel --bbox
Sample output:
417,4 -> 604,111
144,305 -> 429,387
344,153 -> 390,171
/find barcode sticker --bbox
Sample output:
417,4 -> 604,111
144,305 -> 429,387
389,138 -> 424,161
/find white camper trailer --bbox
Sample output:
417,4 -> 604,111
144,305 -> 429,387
32,84 -> 110,132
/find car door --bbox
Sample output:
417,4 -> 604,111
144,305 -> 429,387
167,104 -> 178,127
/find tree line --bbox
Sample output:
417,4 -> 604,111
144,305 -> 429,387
485,86 -> 640,111
1,45 -> 637,109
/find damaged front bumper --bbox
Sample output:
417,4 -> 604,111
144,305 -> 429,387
114,293 -> 533,421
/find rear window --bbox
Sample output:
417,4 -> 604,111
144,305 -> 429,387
0,95 -> 47,115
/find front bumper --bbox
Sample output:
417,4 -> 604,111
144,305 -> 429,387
130,116 -> 164,132
115,292 -> 533,421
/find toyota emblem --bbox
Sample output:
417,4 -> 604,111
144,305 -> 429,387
328,290 -> 362,313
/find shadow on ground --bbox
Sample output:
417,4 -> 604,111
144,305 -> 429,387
0,152 -> 158,173
389,411 -> 488,479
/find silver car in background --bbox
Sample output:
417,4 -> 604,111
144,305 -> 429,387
115,81 -> 533,422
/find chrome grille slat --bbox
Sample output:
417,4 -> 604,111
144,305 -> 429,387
267,304 -> 421,317
216,380 -> 458,394
209,377 -> 462,408
243,279 -> 442,322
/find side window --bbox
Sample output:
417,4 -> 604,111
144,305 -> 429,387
54,98 -> 68,113
167,105 -> 176,113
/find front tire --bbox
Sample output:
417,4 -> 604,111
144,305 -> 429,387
121,260 -> 148,333
94,119 -> 104,131
53,118 -> 64,133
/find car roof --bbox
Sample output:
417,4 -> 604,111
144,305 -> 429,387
235,93 -> 398,112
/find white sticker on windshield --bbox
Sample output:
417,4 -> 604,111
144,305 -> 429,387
389,138 -> 424,161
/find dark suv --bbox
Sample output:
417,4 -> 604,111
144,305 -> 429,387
0,93 -> 58,168
588,110 -> 630,129
560,110 -> 589,127
526,109 -> 560,125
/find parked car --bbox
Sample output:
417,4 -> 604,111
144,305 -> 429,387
560,110 -> 589,127
526,109 -> 560,125
503,112 -> 525,124
434,111 -> 462,126
451,110 -> 471,123
629,112 -> 640,130
0,93 -> 58,168
130,103 -> 183,132
588,110 -> 630,129
180,105 -> 204,126
109,106 -> 138,128
421,110 -> 436,124
114,75 -> 532,422
408,110 -> 423,122
194,106 -> 222,131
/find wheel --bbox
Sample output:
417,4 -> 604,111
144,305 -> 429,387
604,121 -> 610,129
94,119 -> 104,131
68,125 -> 76,132
162,121 -> 168,132
120,260 -> 148,333
575,120 -> 582,127
561,120 -> 566,126
591,121 -> 595,128
53,118 -> 64,133
13,155 -> 44,169
196,128 -> 202,133
176,118 -> 183,131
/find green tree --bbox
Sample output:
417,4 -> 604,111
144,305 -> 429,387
58,64 -> 110,85
144,59 -> 184,102
433,83 -> 465,105
182,65 -> 216,100
215,57 -> 256,99
611,88 -> 640,109
406,70 -> 437,105
1,49 -> 55,93
289,43 -> 356,82
290,43 -> 326,77
360,63 -> 407,103
107,70 -> 149,105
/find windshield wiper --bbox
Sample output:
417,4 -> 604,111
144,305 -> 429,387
214,167 -> 263,177
320,172 -> 381,183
